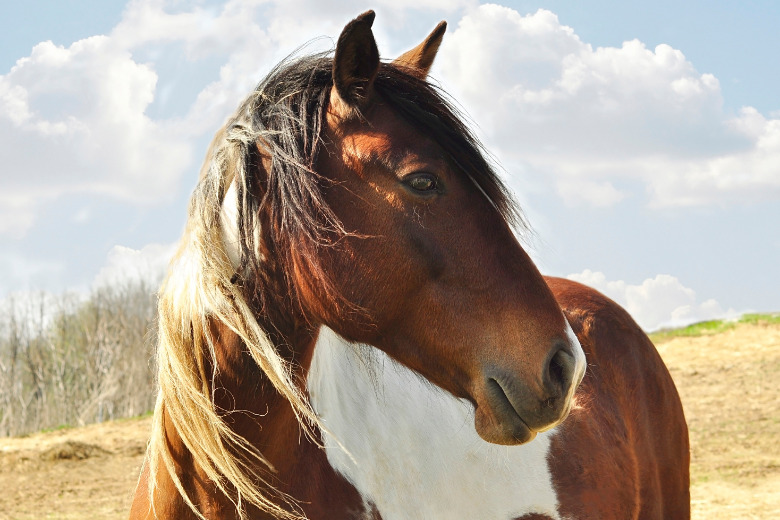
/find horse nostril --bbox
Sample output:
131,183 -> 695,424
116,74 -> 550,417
544,345 -> 575,397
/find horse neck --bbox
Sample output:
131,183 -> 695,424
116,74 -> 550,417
194,319 -> 369,518
207,317 -> 317,469
149,317 -> 329,519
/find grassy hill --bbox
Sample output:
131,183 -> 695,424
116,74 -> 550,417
649,312 -> 780,343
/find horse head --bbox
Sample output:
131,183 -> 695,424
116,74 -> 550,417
224,10 -> 587,445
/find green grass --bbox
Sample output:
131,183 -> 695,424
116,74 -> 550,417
38,423 -> 73,434
117,410 -> 154,422
22,410 -> 154,437
739,313 -> 780,326
650,312 -> 780,344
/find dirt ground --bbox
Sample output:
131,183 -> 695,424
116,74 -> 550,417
1,322 -> 778,520
655,321 -> 780,519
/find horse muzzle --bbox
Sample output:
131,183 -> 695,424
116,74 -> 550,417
474,340 -> 584,445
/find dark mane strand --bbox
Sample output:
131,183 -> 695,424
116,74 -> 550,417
233,54 -> 344,323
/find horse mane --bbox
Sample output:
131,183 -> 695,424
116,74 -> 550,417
146,52 -> 521,519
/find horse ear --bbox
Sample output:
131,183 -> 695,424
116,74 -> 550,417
331,10 -> 380,116
393,21 -> 447,79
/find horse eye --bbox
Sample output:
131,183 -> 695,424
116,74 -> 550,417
404,173 -> 439,193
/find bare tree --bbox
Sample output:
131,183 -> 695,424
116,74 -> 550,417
0,282 -> 158,437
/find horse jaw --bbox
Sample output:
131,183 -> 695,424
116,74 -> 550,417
307,327 -> 563,520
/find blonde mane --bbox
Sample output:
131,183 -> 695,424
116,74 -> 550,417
147,91 -> 323,520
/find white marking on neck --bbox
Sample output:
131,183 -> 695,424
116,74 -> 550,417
220,179 -> 265,270
220,180 -> 242,270
307,327 -> 562,520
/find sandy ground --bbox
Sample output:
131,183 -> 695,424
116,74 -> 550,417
1,322 -> 778,519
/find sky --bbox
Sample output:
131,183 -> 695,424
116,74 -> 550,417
1,0 -> 778,331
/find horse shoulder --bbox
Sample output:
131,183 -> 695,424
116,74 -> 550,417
129,455 -> 208,520
129,408 -> 239,520
543,276 -> 690,520
129,459 -> 154,520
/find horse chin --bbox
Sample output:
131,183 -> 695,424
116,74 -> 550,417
473,401 -> 538,446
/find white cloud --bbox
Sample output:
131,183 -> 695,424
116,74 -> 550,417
93,242 -> 176,288
0,35 -> 193,237
555,178 -> 625,207
0,194 -> 37,238
646,107 -> 780,206
112,0 -> 280,126
566,269 -> 739,331
437,6 -> 780,208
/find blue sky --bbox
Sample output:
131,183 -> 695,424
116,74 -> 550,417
1,0 -> 778,330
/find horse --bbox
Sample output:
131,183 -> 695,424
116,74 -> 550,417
130,10 -> 689,520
